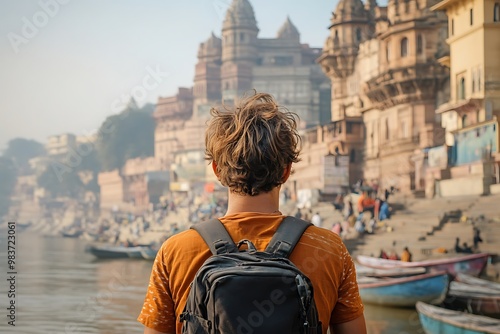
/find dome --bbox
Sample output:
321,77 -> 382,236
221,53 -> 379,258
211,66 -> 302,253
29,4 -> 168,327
277,16 -> 300,40
333,0 -> 368,23
197,33 -> 222,60
223,0 -> 258,30
205,32 -> 222,49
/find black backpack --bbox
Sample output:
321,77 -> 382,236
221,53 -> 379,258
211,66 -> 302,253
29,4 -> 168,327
180,216 -> 322,334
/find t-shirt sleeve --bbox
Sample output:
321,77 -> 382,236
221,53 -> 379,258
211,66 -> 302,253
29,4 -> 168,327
330,244 -> 364,325
137,245 -> 176,333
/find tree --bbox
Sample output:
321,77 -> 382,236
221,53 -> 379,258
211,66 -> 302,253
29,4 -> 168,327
37,166 -> 84,198
96,105 -> 155,171
3,138 -> 45,174
0,157 -> 17,217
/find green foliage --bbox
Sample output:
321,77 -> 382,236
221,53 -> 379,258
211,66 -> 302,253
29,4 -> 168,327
96,107 -> 155,171
3,138 -> 45,174
37,165 -> 84,198
0,157 -> 17,217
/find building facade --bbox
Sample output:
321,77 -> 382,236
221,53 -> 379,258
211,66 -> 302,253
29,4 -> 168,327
297,0 -> 450,196
430,0 -> 500,196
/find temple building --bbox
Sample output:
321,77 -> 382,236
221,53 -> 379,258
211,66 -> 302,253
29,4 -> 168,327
153,0 -> 331,190
293,0 -> 451,196
98,0 -> 330,211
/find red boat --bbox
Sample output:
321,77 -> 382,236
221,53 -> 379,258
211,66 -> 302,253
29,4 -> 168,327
356,253 -> 490,277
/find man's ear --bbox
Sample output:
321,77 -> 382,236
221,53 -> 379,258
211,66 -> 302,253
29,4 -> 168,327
282,163 -> 292,183
212,161 -> 219,178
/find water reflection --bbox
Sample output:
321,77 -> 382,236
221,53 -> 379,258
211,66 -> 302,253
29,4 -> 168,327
0,232 -> 423,333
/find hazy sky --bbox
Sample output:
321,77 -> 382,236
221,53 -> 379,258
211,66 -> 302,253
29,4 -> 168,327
0,0 -> 341,151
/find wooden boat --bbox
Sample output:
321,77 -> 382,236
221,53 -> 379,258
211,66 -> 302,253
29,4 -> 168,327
444,281 -> 500,317
86,245 -> 145,259
356,264 -> 427,278
358,271 -> 449,307
455,273 -> 500,292
417,301 -> 500,334
61,229 -> 83,238
140,247 -> 159,260
357,253 -> 490,277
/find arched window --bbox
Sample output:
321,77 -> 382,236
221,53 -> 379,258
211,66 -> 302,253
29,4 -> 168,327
401,37 -> 409,57
356,28 -> 362,42
462,114 -> 468,127
417,35 -> 423,54
494,3 -> 500,22
386,42 -> 391,61
451,19 -> 455,35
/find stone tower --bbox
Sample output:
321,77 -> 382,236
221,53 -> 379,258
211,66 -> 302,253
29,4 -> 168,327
319,0 -> 374,121
316,0 -> 374,186
193,32 -> 222,118
276,16 -> 300,43
221,0 -> 259,104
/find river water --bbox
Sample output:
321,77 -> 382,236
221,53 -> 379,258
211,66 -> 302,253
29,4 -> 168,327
0,232 -> 424,334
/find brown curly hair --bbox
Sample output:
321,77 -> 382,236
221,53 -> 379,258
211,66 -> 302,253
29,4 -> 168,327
205,92 -> 301,196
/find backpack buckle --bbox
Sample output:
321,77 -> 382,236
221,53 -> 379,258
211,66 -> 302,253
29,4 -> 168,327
273,241 -> 292,258
213,239 -> 236,254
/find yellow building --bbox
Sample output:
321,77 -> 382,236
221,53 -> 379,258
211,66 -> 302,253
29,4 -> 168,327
431,0 -> 500,196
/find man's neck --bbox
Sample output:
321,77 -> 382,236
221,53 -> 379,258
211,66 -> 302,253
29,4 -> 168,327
225,187 -> 281,215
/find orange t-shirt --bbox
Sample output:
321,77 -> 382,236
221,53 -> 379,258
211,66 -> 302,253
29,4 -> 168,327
137,212 -> 364,333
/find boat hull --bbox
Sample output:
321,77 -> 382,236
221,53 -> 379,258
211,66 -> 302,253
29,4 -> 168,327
359,272 -> 449,307
87,245 -> 144,259
417,301 -> 500,334
357,253 -> 490,277
446,276 -> 500,317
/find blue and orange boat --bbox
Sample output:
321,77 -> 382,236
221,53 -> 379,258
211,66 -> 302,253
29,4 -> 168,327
358,271 -> 450,307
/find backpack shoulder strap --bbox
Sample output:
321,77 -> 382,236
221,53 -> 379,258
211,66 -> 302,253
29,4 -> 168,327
265,216 -> 312,258
191,218 -> 238,255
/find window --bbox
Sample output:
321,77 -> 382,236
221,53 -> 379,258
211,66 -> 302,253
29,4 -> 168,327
273,56 -> 293,66
472,71 -> 476,93
470,8 -> 474,25
350,149 -> 356,163
346,122 -> 353,134
495,3 -> 500,21
356,28 -> 362,42
386,42 -> 391,61
462,115 -> 468,127
451,19 -> 454,35
401,37 -> 409,57
417,35 -> 423,54
478,69 -> 482,90
459,77 -> 466,99
476,110 -> 481,123
240,32 -> 245,42
385,118 -> 390,140
401,120 -> 408,138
